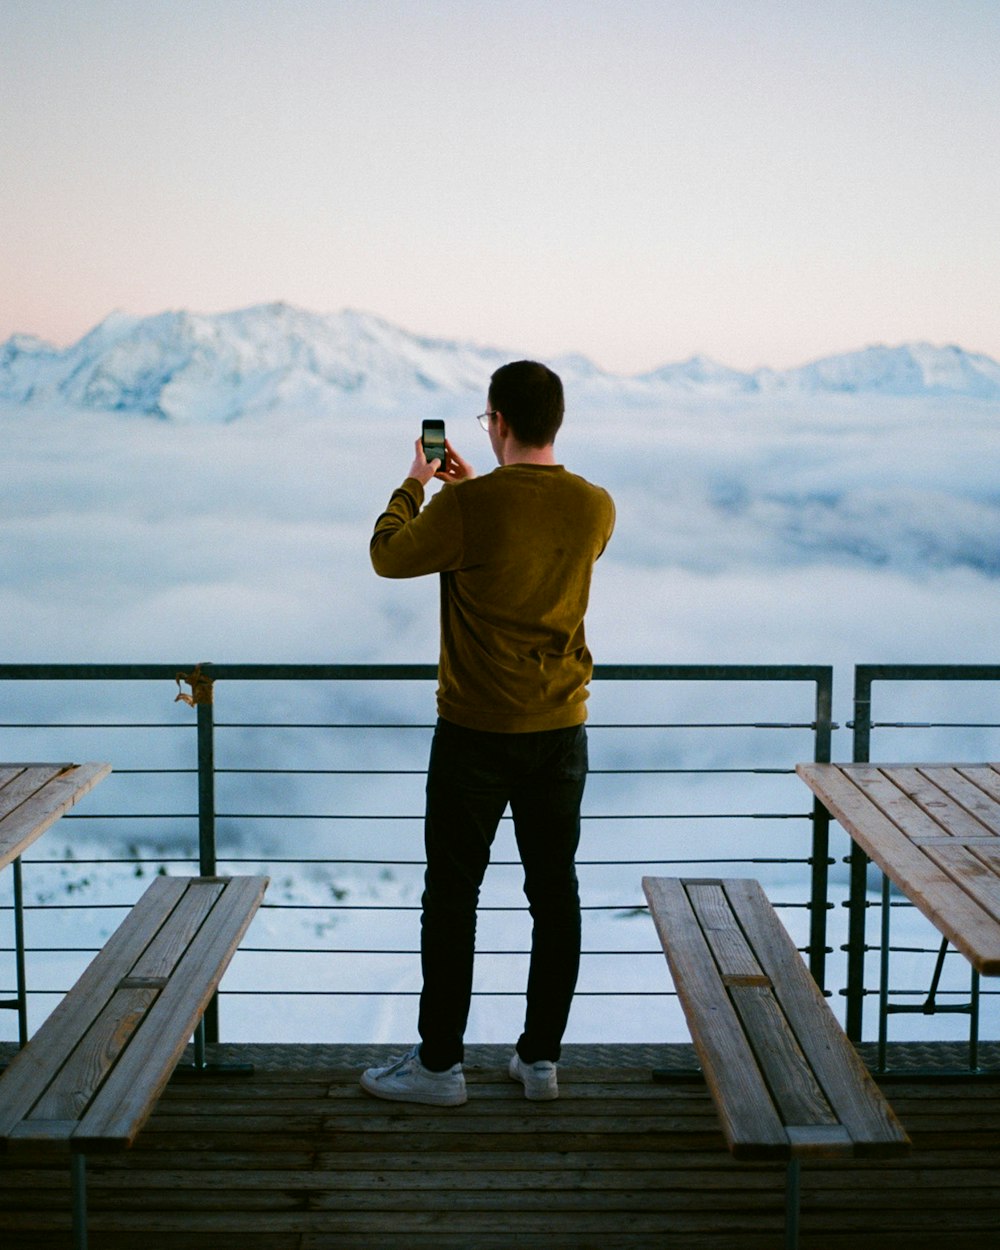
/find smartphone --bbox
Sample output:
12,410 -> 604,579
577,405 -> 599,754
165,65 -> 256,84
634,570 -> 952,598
421,419 -> 446,470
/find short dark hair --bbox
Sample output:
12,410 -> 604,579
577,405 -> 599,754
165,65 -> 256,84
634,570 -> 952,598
488,361 -> 564,447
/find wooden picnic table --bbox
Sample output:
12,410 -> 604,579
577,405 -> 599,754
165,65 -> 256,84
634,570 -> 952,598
1,764 -> 112,1045
797,763 -> 1000,975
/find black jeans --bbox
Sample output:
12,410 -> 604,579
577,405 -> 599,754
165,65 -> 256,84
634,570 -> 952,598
417,718 -> 588,1071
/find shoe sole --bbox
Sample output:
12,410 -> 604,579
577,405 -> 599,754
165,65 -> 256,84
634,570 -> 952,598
508,1056 -> 559,1101
359,1072 -> 467,1107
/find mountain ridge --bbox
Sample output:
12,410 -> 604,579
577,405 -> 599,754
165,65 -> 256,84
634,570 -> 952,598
3,303 -> 999,420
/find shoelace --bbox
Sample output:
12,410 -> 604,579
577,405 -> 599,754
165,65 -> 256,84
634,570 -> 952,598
382,1047 -> 419,1075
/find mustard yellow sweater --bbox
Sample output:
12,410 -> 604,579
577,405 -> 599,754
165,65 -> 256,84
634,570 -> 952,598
370,464 -> 615,732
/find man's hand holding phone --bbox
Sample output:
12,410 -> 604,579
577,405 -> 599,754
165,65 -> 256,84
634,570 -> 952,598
436,439 -> 474,484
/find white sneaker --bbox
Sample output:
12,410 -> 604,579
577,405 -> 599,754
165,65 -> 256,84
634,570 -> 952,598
360,1045 -> 467,1106
508,1051 -> 559,1101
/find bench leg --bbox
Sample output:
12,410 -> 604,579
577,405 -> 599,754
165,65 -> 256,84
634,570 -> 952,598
0,858 -> 30,1056
173,1017 -> 253,1077
71,1153 -> 88,1250
785,1159 -> 800,1250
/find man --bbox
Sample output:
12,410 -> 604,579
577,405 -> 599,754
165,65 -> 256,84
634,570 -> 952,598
361,360 -> 615,1106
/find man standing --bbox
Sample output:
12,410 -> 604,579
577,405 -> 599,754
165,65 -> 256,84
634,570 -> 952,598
361,361 -> 615,1106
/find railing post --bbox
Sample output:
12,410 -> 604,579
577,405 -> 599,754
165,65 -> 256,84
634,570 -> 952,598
197,695 -> 217,878
844,666 -> 874,1042
193,667 -> 219,1044
807,668 -> 833,989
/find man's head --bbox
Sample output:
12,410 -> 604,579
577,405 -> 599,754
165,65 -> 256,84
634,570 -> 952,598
487,361 -> 564,448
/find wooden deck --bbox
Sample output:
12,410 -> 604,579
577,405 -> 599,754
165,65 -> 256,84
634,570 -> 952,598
2,1043 -> 999,1249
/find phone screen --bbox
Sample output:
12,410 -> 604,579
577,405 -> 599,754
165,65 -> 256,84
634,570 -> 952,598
422,419 -> 446,468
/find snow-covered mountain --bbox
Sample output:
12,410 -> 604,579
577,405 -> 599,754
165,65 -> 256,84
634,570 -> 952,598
3,303 -> 1000,421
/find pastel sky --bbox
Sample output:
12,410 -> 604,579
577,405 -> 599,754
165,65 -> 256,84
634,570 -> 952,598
3,0 -> 999,374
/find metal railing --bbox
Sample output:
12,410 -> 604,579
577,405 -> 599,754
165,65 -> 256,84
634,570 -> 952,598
845,664 -> 1000,1060
1,663 -> 835,1046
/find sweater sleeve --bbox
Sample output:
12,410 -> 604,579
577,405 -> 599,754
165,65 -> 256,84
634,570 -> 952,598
369,477 -> 465,578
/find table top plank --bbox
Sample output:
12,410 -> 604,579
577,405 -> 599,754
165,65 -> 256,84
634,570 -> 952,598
895,766 -> 1000,838
922,843 -> 1000,929
957,764 -> 1000,806
844,766 -> 955,841
0,763 -> 112,871
797,762 -> 1000,975
0,766 -> 67,819
932,767 -> 1000,834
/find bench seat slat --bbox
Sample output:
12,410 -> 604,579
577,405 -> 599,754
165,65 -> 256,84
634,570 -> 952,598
723,878 -> 910,1157
643,876 -> 789,1160
73,875 -> 268,1149
8,1119 -> 78,1142
130,879 -> 226,980
0,877 -> 189,1139
728,984 -> 838,1130
684,882 -> 766,981
24,987 -> 160,1125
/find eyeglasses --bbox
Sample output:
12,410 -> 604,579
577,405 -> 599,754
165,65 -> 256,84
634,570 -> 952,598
476,410 -> 494,431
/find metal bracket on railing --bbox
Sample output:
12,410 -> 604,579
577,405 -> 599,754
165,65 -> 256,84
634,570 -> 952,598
175,663 -> 214,707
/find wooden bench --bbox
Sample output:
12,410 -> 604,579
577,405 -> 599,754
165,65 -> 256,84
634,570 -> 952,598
643,876 -> 910,1249
0,873 -> 268,1248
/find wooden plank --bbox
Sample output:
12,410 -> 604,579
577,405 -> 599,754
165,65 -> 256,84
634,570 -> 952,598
847,765 -> 960,840
886,766 -> 1000,839
74,876 -> 268,1149
917,767 -> 1000,836
922,843 -> 1000,937
641,877 -> 788,1159
796,763 -> 1000,971
24,987 -> 160,1124
685,883 -> 766,980
723,878 -> 910,1156
682,883 -> 850,1148
0,762 -> 111,870
6,1119 -> 79,1142
726,985 -> 840,1142
0,765 -> 64,816
131,879 -> 226,980
958,765 -> 1000,807
0,766 -> 67,862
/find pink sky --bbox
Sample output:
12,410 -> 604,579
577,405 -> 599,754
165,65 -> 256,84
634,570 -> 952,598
3,0 -> 999,374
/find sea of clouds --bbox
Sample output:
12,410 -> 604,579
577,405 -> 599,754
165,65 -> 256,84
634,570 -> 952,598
2,386 -> 998,670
